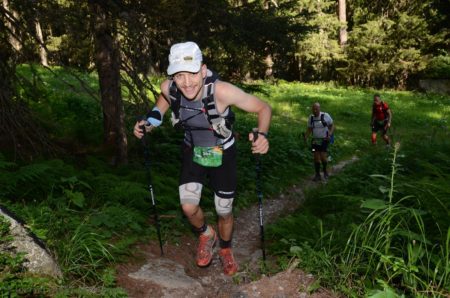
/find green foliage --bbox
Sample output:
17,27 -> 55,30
422,55 -> 450,79
268,139 -> 450,296
16,65 -> 102,145
59,221 -> 114,283
0,153 -> 153,291
341,15 -> 428,88
264,83 -> 449,295
296,0 -> 344,81
3,71 -> 450,295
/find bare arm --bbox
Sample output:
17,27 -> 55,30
304,127 -> 313,140
328,123 -> 335,136
386,109 -> 392,128
133,80 -> 171,139
215,81 -> 272,154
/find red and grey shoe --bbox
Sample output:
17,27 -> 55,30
219,248 -> 239,276
196,226 -> 217,267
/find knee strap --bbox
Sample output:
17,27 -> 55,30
179,182 -> 202,205
215,194 -> 234,216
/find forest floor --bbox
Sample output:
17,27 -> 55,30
116,157 -> 358,298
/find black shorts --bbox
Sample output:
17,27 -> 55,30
372,120 -> 388,134
180,143 -> 237,199
311,139 -> 328,153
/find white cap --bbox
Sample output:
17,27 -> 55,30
167,42 -> 203,75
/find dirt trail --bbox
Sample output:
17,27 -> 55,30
117,157 -> 358,298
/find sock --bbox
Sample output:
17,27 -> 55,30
322,161 -> 328,174
314,162 -> 321,175
219,238 -> 232,249
192,223 -> 207,234
203,225 -> 214,237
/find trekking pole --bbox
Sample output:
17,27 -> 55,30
140,124 -> 164,256
252,128 -> 266,262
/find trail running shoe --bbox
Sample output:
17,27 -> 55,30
219,248 -> 239,276
196,226 -> 217,267
323,172 -> 329,180
313,174 -> 321,182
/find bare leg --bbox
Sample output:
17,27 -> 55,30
218,214 -> 233,241
181,204 -> 205,229
320,151 -> 329,177
371,132 -> 377,144
320,151 -> 327,163
314,151 -> 321,163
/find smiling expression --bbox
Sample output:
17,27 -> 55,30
172,65 -> 207,101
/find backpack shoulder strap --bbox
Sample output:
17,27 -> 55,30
202,71 -> 235,123
202,71 -> 235,139
320,113 -> 328,127
169,80 -> 181,119
202,71 -> 220,121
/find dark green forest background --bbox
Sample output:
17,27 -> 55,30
1,0 -> 449,162
1,0 -> 449,297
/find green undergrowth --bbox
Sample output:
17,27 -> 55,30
1,65 -> 449,294
268,137 -> 450,296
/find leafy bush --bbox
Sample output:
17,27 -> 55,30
422,55 -> 450,79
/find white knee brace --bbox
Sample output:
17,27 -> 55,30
179,182 -> 203,205
215,194 -> 234,216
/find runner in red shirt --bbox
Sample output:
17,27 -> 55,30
371,94 -> 392,146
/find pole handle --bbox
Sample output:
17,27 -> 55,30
252,127 -> 259,143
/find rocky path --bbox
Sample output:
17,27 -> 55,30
116,157 -> 358,297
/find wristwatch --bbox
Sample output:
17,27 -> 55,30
257,131 -> 269,138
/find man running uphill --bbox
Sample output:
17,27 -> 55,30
304,102 -> 334,182
371,94 -> 392,146
133,42 -> 272,276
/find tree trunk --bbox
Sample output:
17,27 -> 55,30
89,0 -> 128,165
35,19 -> 48,66
0,42 -> 53,160
338,0 -> 347,46
2,0 -> 22,51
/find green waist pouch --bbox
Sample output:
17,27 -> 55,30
312,138 -> 325,145
193,146 -> 223,167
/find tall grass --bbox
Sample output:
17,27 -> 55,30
60,220 -> 114,284
269,139 -> 450,296
342,143 -> 449,296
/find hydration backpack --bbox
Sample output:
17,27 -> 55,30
168,71 -> 235,139
310,113 -> 334,144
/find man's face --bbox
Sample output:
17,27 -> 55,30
312,104 -> 320,116
172,65 -> 207,100
374,96 -> 381,105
